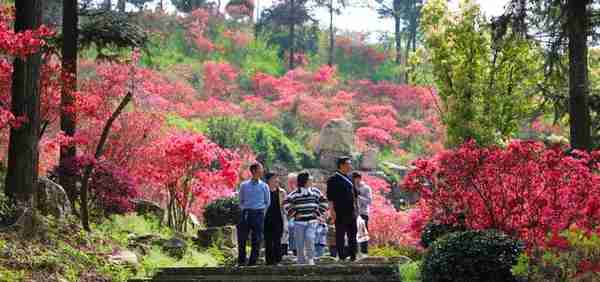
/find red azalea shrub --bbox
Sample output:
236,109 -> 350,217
363,175 -> 421,247
57,155 -> 138,216
0,5 -> 54,130
134,133 -> 242,224
404,140 -> 600,248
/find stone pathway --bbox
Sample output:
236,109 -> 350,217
129,262 -> 402,282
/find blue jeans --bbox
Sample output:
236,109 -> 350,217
294,221 -> 317,264
237,209 -> 265,265
315,244 -> 326,257
288,219 -> 295,254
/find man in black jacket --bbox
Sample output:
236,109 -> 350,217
326,156 -> 358,261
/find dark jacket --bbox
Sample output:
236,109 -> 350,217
326,171 -> 358,224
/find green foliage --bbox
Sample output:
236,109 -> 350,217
169,116 -> 314,170
94,214 -> 175,246
420,222 -> 466,248
0,184 -> 17,226
0,265 -> 25,282
422,229 -> 523,282
203,196 -> 241,227
371,59 -> 402,82
203,116 -> 250,149
170,0 -> 210,13
239,38 -> 284,84
512,228 -> 600,281
139,246 -> 216,277
399,261 -> 422,282
207,245 -> 236,266
421,0 -> 542,147
141,30 -> 201,70
407,48 -> 435,86
369,245 -> 423,261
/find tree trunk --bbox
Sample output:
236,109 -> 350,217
394,13 -> 401,65
567,0 -> 591,150
59,0 -> 79,211
288,0 -> 296,70
328,0 -> 334,67
394,12 -> 405,83
4,0 -> 43,203
255,0 -> 260,40
103,0 -> 112,10
117,0 -> 126,12
79,92 -> 132,231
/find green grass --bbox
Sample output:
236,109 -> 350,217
399,261 -> 422,282
0,212 -> 217,282
369,245 -> 423,261
139,246 -> 217,277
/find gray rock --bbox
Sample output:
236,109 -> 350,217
316,119 -> 354,170
360,147 -> 379,171
108,249 -> 139,266
316,256 -> 337,265
132,199 -> 164,221
381,162 -> 413,178
163,237 -> 187,259
356,256 -> 389,264
189,213 -> 200,228
197,225 -> 237,248
388,256 -> 412,265
35,177 -> 71,219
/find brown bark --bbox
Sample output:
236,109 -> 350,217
103,0 -> 112,10
59,0 -> 79,211
117,0 -> 126,12
80,92 -> 132,231
328,0 -> 334,67
567,0 -> 592,150
288,0 -> 296,70
5,0 -> 43,202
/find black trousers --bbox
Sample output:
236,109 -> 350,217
264,223 -> 283,265
237,210 -> 264,266
335,218 -> 358,260
360,214 -> 369,254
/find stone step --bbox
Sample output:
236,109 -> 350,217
155,264 -> 398,276
130,264 -> 401,282
142,275 -> 399,282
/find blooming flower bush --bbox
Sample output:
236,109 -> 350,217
404,140 -> 600,248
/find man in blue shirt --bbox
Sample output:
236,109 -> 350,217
237,162 -> 270,266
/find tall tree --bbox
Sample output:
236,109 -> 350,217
170,0 -> 209,13
567,0 -> 591,150
316,0 -> 347,66
5,0 -> 43,202
60,0 -> 78,208
117,0 -> 126,12
502,0 -> 597,150
103,0 -> 112,9
258,0 -> 316,70
289,0 -> 296,69
375,0 -> 423,82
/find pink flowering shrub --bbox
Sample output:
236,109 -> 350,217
404,140 -> 600,248
363,175 -> 421,247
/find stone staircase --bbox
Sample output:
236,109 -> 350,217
129,263 -> 401,282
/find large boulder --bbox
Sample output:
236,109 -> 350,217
360,147 -> 379,171
108,249 -> 139,266
163,237 -> 188,259
35,177 -> 71,219
132,199 -> 164,221
316,119 -> 354,170
196,225 -> 237,249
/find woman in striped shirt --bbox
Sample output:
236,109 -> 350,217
283,172 -> 328,265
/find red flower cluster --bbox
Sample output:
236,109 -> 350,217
404,140 -> 600,247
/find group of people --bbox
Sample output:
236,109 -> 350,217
236,156 -> 373,266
